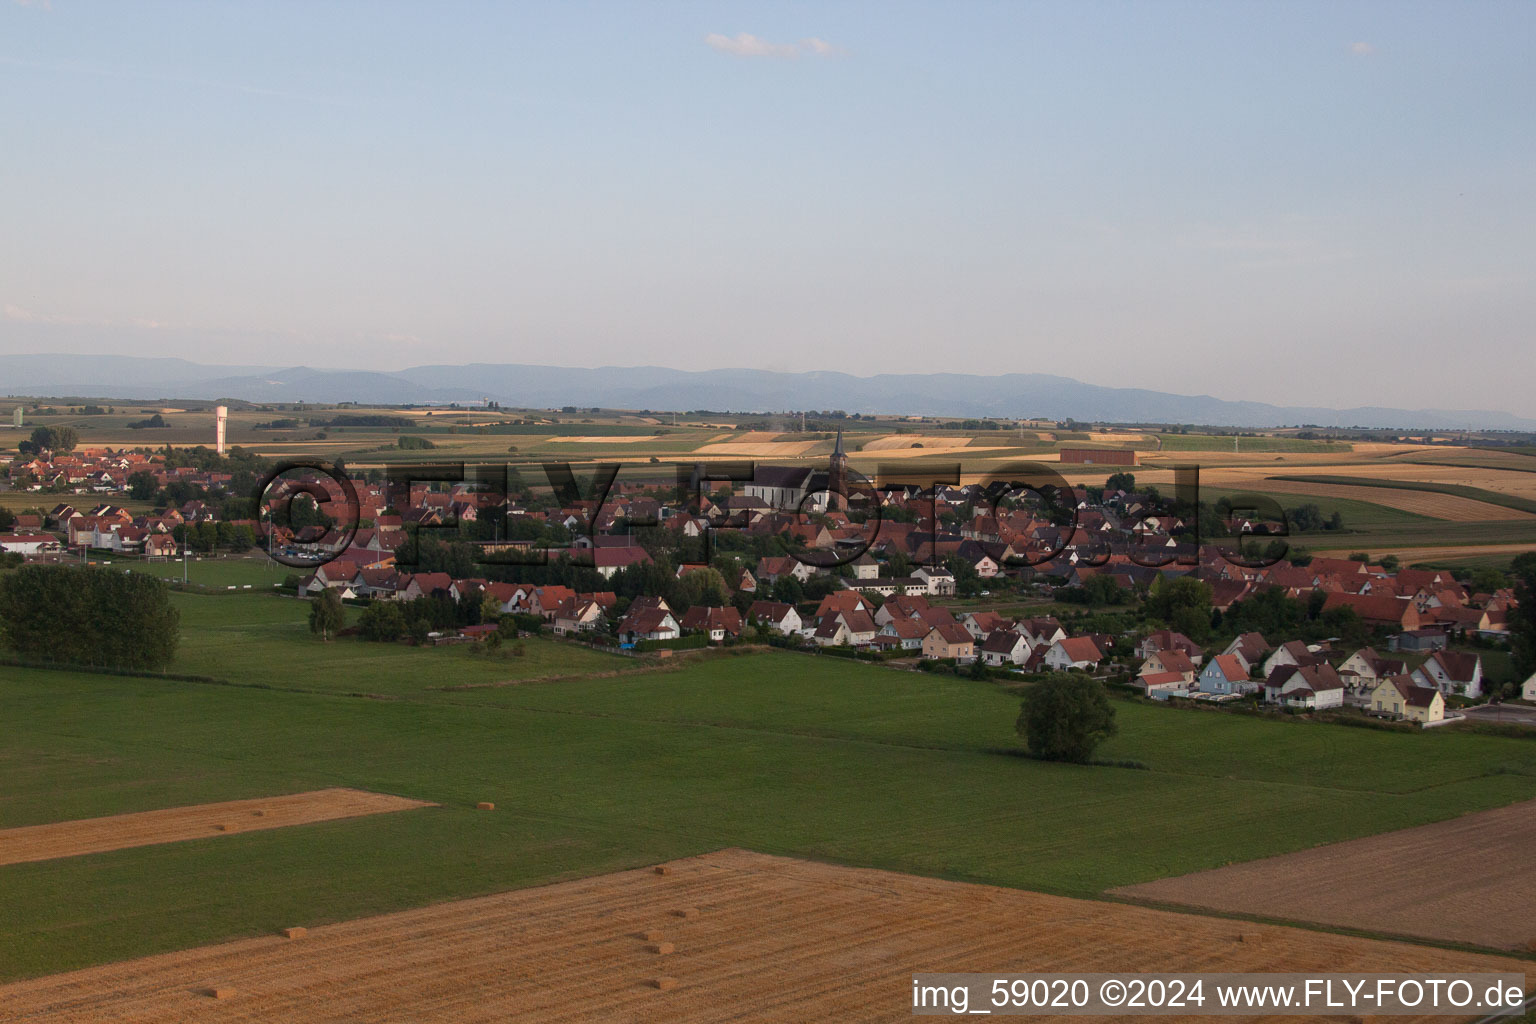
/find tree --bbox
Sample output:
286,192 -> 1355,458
18,425 -> 79,455
127,470 -> 159,501
1146,576 -> 1214,641
0,565 -> 178,670
309,589 -> 346,641
358,601 -> 406,642
1015,673 -> 1117,763
1104,472 -> 1136,493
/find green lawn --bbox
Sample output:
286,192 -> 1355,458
5,602 -> 1536,979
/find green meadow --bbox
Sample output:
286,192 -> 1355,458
4,590 -> 1536,980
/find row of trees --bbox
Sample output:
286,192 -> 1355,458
0,566 -> 179,670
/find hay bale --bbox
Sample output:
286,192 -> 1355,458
281,927 -> 307,940
651,977 -> 678,991
649,942 -> 675,955
642,930 -> 666,942
476,802 -> 495,811
212,824 -> 229,832
252,810 -> 266,817
206,988 -> 236,1000
653,865 -> 672,876
671,907 -> 699,920
1238,932 -> 1262,944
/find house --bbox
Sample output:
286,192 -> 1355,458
833,610 -> 880,646
1044,636 -> 1103,672
1267,663 -> 1345,710
876,616 -> 929,651
397,572 -> 454,602
1410,650 -> 1484,699
755,555 -> 816,585
812,618 -> 851,647
1016,617 -> 1066,650
1336,646 -> 1405,705
618,608 -> 680,644
912,566 -> 956,596
875,594 -> 931,626
747,601 -> 802,635
1139,649 -> 1196,684
1322,592 -> 1421,631
0,533 -> 60,555
921,622 -> 975,661
978,629 -> 1030,667
1221,632 -> 1270,673
1135,671 -> 1191,700
1522,671 -> 1536,703
848,552 -> 880,580
1136,630 -> 1204,665
1263,640 -> 1327,678
592,545 -> 653,579
552,598 -> 607,636
960,610 -> 1014,639
1197,653 -> 1255,696
144,533 -> 178,559
680,605 -> 744,642
1369,675 -> 1446,723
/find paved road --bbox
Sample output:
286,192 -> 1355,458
1458,703 -> 1536,728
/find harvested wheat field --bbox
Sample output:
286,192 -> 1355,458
551,435 -> 660,444
1289,462 -> 1536,499
1167,468 -> 1533,521
1321,542 -> 1536,564
861,434 -> 972,451
692,440 -> 822,456
1113,799 -> 1536,951
2,849 -> 1527,1023
0,789 -> 434,867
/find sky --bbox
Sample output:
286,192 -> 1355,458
2,1 -> 1534,415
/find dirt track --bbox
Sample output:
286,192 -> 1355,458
1112,799 -> 1536,951
0,849 -> 1526,1023
0,789 -> 433,867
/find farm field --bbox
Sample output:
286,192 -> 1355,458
1113,799 -> 1536,951
6,594 -> 1536,979
1,848 -> 1527,1024
0,789 -> 433,868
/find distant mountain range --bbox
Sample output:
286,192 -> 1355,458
3,354 -> 1533,431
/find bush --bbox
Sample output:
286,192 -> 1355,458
635,633 -> 710,652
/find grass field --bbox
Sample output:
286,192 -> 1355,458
5,589 -> 1536,980
123,555 -> 289,589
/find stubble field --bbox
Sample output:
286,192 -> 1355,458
1,849 -> 1527,1024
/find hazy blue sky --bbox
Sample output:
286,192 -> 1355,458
3,1 -> 1533,413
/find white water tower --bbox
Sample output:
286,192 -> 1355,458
12,407 -> 21,428
215,405 -> 228,455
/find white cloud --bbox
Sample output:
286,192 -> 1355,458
801,37 -> 846,58
1350,41 -> 1375,56
704,33 -> 844,59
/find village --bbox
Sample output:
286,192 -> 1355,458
3,433 -> 1531,725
